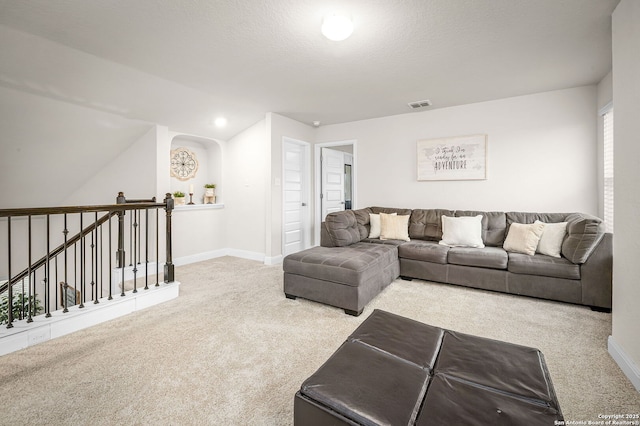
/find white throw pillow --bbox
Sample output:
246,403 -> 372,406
439,215 -> 485,248
535,220 -> 568,258
503,222 -> 545,255
368,212 -> 396,238
379,213 -> 410,241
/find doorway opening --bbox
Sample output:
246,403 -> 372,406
314,140 -> 357,245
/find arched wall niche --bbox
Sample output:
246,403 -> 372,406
169,133 -> 222,204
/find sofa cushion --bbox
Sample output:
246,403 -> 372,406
398,240 -> 450,264
439,215 -> 485,248
535,220 -> 567,258
503,222 -> 545,255
361,238 -> 407,246
448,247 -> 508,270
353,207 -> 373,239
508,252 -> 580,280
370,206 -> 413,216
368,212 -> 396,238
283,242 -> 398,287
506,212 -> 568,228
455,210 -> 507,247
325,210 -> 361,247
380,213 -> 411,241
409,209 -> 455,241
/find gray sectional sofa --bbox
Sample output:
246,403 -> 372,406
283,207 -> 612,316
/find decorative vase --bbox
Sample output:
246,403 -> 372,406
205,188 -> 215,197
174,196 -> 186,206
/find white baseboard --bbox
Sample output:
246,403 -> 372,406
173,248 -> 283,266
173,249 -> 229,266
608,335 -> 640,392
264,255 -> 283,265
226,249 -> 266,262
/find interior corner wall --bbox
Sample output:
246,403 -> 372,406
611,0 -> 640,390
315,86 -> 599,214
63,125 -> 159,205
156,125 -> 171,200
267,113 -> 315,260
224,119 -> 268,256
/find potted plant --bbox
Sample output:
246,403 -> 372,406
204,184 -> 216,204
0,292 -> 43,325
173,191 -> 186,206
204,184 -> 216,197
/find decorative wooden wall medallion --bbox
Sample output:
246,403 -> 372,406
170,147 -> 199,180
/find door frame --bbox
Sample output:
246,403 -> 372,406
282,137 -> 311,256
314,140 -> 357,246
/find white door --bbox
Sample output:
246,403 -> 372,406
321,148 -> 345,220
283,139 -> 310,256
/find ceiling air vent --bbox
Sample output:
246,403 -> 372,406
408,99 -> 432,109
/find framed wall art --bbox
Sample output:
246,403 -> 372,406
417,134 -> 487,181
170,147 -> 199,181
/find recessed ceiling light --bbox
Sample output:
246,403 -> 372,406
214,117 -> 227,127
321,14 -> 353,41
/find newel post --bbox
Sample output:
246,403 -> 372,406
163,193 -> 175,283
116,192 -> 126,268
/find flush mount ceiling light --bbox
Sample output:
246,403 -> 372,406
213,117 -> 227,127
321,14 -> 353,41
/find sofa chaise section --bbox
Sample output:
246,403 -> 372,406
283,211 -> 400,316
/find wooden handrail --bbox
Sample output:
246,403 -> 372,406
0,202 -> 164,218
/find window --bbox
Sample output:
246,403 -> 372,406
603,108 -> 614,233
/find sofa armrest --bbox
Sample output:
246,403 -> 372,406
562,213 -> 605,264
580,233 -> 612,309
320,222 -> 337,247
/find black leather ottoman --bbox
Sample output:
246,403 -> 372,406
295,309 -> 563,425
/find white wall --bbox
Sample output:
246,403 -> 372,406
316,86 -> 599,214
267,113 -> 315,260
611,0 -> 640,391
224,120 -> 268,257
172,207 -> 227,262
64,126 -> 159,205
0,85 -> 152,208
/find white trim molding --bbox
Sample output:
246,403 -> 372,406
173,248 -> 283,267
608,335 -> 640,392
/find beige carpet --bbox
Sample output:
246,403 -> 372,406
1,257 -> 638,425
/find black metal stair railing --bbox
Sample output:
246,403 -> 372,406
0,192 -> 175,329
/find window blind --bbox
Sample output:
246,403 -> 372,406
603,109 -> 614,233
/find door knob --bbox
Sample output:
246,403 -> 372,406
301,203 -> 307,206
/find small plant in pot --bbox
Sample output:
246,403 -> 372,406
204,184 -> 216,196
173,191 -> 186,206
204,184 -> 216,204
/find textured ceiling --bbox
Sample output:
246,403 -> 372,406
0,0 -> 620,140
